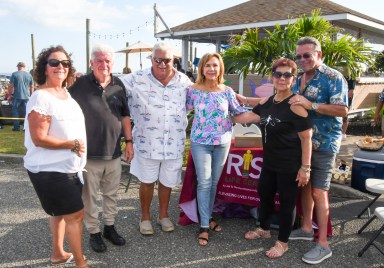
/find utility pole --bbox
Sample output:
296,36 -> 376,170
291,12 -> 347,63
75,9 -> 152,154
125,42 -> 129,69
31,34 -> 36,86
86,18 -> 90,73
153,4 -> 157,36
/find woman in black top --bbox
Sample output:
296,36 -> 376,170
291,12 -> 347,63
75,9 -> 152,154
233,58 -> 312,258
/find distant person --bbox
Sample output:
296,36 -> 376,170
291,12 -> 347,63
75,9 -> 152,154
186,71 -> 196,83
7,62 -> 34,131
173,58 -> 182,71
69,43 -> 134,253
374,89 -> 384,137
24,45 -> 88,267
123,66 -> 132,74
120,42 -> 192,235
186,53 -> 247,246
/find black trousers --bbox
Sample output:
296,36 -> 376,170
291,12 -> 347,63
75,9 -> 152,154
258,167 -> 299,243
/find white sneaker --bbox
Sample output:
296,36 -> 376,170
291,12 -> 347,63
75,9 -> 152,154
342,134 -> 347,141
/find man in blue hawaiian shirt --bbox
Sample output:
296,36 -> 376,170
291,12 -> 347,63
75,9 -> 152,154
288,36 -> 348,265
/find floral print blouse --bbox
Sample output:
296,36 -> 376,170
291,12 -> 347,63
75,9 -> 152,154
186,86 -> 247,145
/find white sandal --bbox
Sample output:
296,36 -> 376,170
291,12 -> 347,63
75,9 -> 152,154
244,227 -> 271,240
266,241 -> 288,258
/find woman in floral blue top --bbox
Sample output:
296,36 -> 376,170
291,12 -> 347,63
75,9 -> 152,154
186,53 -> 247,246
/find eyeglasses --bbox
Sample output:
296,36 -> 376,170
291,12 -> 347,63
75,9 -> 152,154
153,57 -> 172,64
47,59 -> 71,68
295,52 -> 315,60
272,72 -> 294,79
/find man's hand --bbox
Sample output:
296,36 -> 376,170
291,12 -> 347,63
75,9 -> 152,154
288,94 -> 312,110
124,142 -> 134,163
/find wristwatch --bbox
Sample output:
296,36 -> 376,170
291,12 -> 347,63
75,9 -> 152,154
124,139 -> 133,143
311,103 -> 319,111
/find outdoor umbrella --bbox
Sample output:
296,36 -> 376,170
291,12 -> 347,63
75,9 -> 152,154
116,41 -> 153,70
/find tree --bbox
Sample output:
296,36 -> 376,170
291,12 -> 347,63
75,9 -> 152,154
374,51 -> 384,73
223,10 -> 373,79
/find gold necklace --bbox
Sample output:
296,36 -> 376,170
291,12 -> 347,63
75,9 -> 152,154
273,94 -> 291,104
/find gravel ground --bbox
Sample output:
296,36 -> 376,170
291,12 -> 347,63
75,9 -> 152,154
1,140 -> 384,268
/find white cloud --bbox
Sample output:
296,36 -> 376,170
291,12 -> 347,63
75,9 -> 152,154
0,9 -> 9,16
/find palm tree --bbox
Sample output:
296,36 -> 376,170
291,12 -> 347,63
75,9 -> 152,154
223,10 -> 373,79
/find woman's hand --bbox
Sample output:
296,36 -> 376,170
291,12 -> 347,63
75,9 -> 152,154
72,139 -> 86,157
297,168 -> 310,187
77,139 -> 86,157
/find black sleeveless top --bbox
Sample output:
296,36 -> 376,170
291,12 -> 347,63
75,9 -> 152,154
252,94 -> 312,173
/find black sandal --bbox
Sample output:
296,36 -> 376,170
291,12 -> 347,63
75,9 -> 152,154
209,218 -> 222,232
198,227 -> 209,246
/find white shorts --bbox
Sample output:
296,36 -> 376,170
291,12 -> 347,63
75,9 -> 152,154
130,154 -> 183,188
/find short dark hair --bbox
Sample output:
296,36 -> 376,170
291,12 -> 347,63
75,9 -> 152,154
272,58 -> 297,74
296,36 -> 322,52
34,45 -> 75,87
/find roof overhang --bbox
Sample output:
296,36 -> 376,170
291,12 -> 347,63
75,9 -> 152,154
155,13 -> 384,44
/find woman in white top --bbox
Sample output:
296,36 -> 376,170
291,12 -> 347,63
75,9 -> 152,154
24,46 -> 88,268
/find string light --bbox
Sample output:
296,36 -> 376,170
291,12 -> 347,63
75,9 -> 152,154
89,18 -> 154,40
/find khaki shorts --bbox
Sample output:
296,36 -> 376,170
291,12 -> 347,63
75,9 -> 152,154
130,154 -> 183,188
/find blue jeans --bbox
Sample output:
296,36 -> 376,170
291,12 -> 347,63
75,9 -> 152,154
12,99 -> 28,130
191,142 -> 231,228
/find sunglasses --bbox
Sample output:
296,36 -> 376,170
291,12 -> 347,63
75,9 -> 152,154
47,59 -> 71,68
295,52 -> 315,60
272,71 -> 295,79
153,57 -> 172,64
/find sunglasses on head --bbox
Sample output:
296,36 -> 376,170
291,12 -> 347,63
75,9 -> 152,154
295,52 -> 315,60
272,71 -> 294,79
153,57 -> 172,64
47,59 -> 71,68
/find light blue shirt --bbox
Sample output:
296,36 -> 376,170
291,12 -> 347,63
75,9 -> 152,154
10,70 -> 33,100
292,64 -> 348,153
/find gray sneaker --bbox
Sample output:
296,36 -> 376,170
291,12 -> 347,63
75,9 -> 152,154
289,228 -> 314,240
302,244 -> 332,264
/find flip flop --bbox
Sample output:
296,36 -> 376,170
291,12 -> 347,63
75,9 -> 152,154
50,254 -> 87,266
51,254 -> 74,265
266,241 -> 288,259
244,227 -> 271,240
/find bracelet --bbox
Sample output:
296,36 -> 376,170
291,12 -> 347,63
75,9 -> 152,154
245,97 -> 249,106
124,139 -> 133,143
71,139 -> 80,154
300,166 -> 311,173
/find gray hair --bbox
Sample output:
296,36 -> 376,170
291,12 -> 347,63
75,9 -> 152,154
91,43 -> 115,61
151,42 -> 174,58
296,36 -> 322,52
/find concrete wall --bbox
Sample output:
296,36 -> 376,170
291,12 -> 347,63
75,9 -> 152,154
352,78 -> 384,110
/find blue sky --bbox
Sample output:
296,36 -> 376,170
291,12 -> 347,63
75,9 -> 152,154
0,0 -> 383,74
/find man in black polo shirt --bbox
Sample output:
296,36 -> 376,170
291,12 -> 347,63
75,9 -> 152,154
69,43 -> 134,253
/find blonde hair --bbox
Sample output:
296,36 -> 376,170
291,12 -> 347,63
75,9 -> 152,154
196,53 -> 225,84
